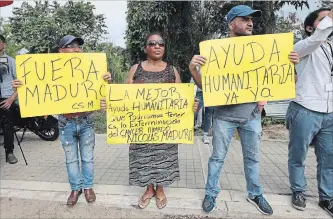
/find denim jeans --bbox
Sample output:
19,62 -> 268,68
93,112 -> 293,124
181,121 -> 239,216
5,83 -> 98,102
195,90 -> 213,132
58,114 -> 95,191
286,101 -> 333,201
206,108 -> 262,199
203,107 -> 213,133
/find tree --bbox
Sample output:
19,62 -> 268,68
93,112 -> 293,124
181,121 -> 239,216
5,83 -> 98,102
126,1 -> 197,82
95,42 -> 129,83
275,12 -> 306,43
321,1 -> 332,7
0,18 -> 22,57
8,0 -> 107,53
0,17 -> 4,33
125,1 -> 309,82
199,1 -> 309,35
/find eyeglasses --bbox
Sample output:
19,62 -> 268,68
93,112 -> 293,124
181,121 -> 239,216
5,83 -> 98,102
63,44 -> 83,49
146,40 -> 165,47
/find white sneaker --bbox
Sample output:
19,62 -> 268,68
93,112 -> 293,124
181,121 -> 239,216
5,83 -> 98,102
202,135 -> 209,144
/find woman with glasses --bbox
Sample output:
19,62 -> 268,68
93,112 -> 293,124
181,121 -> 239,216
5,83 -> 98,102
101,32 -> 197,209
127,32 -> 181,209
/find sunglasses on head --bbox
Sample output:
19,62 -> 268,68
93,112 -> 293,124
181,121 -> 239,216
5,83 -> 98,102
146,40 -> 165,47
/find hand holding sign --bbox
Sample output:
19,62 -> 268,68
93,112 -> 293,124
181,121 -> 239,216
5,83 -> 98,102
106,83 -> 195,144
189,55 -> 207,72
15,53 -> 108,117
288,52 -> 300,64
12,79 -> 23,91
102,72 -> 112,83
199,33 -> 296,107
100,97 -> 107,111
193,98 -> 200,112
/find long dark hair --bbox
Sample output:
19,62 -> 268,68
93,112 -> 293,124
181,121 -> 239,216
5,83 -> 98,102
0,34 -> 6,43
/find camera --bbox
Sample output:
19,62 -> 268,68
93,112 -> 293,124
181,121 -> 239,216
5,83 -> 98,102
0,57 -> 9,82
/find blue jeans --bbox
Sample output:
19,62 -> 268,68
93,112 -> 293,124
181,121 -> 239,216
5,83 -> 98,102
203,107 -> 213,133
286,102 -> 333,201
206,109 -> 262,199
195,90 -> 213,132
58,115 -> 95,191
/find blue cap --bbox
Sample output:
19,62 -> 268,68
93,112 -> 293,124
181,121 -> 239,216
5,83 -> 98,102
226,5 -> 262,23
58,35 -> 84,48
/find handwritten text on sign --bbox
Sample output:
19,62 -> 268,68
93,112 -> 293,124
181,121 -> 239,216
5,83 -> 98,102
199,33 -> 295,106
106,84 -> 194,144
16,53 -> 107,117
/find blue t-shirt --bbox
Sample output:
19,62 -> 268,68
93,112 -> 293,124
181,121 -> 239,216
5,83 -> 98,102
0,53 -> 16,98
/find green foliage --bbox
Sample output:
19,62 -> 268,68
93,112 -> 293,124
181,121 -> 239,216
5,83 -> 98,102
2,0 -> 128,88
275,12 -> 307,43
92,111 -> 106,134
125,1 -> 309,82
321,0 -> 332,7
0,18 -> 21,57
126,1 -> 195,82
94,43 -> 129,84
201,1 -> 309,35
8,0 -> 107,53
262,117 -> 285,126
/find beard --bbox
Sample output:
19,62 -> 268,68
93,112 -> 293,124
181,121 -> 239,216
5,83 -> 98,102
234,29 -> 253,36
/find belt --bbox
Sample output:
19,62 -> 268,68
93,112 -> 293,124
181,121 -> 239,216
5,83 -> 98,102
63,112 -> 90,120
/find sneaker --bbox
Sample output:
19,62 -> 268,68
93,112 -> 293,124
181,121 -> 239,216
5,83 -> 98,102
319,199 -> 333,217
292,192 -> 307,211
6,153 -> 18,164
202,195 -> 216,213
202,135 -> 209,144
247,194 -> 273,215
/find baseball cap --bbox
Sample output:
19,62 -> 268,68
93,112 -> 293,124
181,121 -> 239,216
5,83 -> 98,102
58,35 -> 84,48
226,5 -> 262,23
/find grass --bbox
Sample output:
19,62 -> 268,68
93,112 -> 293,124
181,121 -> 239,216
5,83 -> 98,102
262,117 -> 285,126
92,111 -> 107,134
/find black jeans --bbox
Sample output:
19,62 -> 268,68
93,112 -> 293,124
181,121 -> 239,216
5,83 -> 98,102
0,98 -> 21,154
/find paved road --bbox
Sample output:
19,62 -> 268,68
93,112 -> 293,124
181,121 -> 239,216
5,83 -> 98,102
0,134 -> 319,197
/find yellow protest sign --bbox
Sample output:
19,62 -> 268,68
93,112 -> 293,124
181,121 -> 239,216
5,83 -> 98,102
16,53 -> 107,117
106,84 -> 194,144
199,32 -> 295,106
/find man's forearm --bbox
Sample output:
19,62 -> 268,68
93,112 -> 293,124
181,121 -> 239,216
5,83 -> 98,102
9,91 -> 18,100
190,68 -> 202,90
294,12 -> 333,58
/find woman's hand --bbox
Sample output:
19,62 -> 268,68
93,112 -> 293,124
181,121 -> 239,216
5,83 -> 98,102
12,79 -> 23,91
102,72 -> 112,83
193,98 -> 199,112
100,98 -> 107,111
